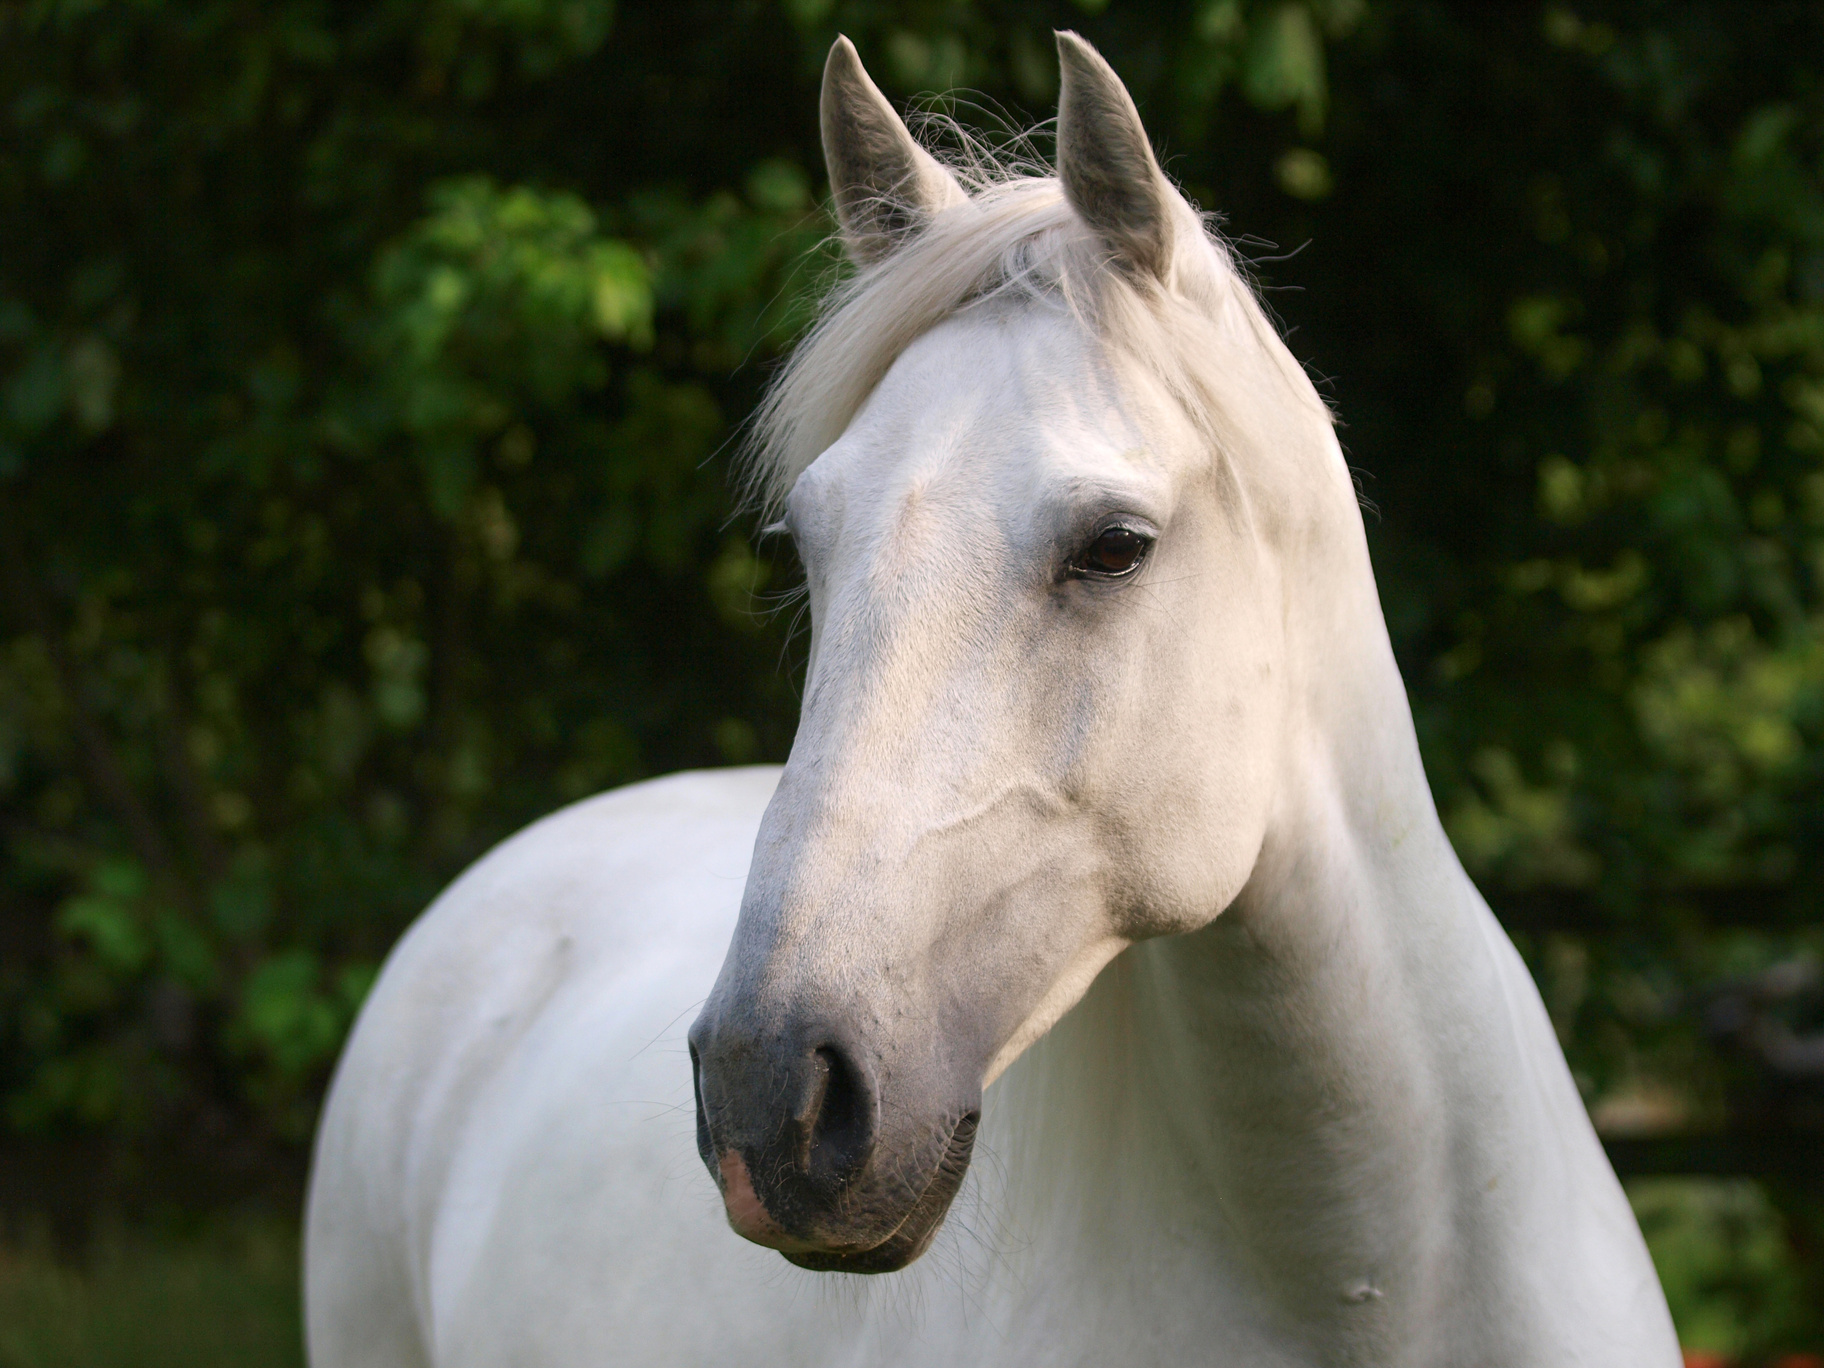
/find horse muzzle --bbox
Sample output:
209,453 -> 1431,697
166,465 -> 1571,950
688,1013 -> 981,1273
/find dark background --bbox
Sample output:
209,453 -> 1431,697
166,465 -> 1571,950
2,0 -> 1821,1359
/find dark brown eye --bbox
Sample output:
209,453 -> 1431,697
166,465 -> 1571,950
1073,526 -> 1151,578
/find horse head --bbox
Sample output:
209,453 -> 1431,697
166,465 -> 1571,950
688,31 -> 1344,1273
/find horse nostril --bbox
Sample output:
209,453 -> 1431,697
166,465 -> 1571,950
800,1042 -> 874,1189
690,1040 -> 713,1168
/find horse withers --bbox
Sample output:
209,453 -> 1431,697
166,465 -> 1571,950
304,33 -> 1681,1367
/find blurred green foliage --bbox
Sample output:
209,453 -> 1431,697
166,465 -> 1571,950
1631,1178 -> 1808,1359
1,0 -> 1821,1346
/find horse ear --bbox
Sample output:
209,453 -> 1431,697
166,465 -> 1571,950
1054,31 -> 1176,280
821,36 -> 967,264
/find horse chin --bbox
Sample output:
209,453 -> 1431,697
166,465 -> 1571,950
781,1111 -> 978,1275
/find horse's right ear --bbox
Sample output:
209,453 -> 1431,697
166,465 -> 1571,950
1055,31 -> 1176,281
821,36 -> 967,264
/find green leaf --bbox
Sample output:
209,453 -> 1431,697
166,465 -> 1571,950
587,241 -> 654,343
1275,148 -> 1332,200
1242,3 -> 1327,135
57,892 -> 149,975
237,950 -> 345,1077
745,160 -> 810,215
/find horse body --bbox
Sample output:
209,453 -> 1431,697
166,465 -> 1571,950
306,33 -> 1679,1366
307,763 -> 1671,1367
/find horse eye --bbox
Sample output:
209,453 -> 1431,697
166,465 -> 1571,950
1073,526 -> 1151,578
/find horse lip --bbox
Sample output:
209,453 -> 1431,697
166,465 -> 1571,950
780,1110 -> 980,1274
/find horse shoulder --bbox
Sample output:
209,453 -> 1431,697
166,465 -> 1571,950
307,766 -> 819,1368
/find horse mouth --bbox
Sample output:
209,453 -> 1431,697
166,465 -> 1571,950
781,1111 -> 979,1274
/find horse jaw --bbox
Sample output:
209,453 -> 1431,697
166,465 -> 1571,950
982,933 -> 1128,1088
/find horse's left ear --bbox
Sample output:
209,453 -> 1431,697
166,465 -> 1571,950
1055,31 -> 1177,281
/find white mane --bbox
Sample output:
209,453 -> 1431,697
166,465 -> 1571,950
746,151 -> 1329,517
